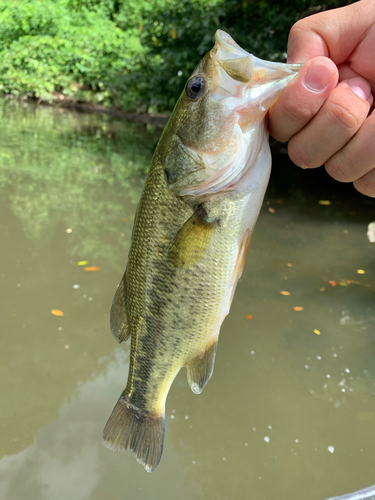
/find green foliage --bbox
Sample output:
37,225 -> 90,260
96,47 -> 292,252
0,0 -> 64,51
0,0 -> 142,106
0,0 -> 354,112
129,0 -> 354,111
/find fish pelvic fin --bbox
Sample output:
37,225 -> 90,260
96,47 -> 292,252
232,229 -> 252,285
110,277 -> 130,343
103,397 -> 165,473
186,340 -> 218,394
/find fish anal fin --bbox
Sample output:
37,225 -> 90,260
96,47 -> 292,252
110,277 -> 130,343
169,205 -> 218,268
103,396 -> 165,473
186,340 -> 218,394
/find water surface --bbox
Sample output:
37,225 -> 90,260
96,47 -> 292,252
0,98 -> 374,500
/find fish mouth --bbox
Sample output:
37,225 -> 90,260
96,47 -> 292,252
212,30 -> 254,84
212,30 -> 303,101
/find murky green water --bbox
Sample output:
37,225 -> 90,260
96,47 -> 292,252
1,98 -> 374,500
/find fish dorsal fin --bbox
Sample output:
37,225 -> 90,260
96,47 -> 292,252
169,205 -> 218,267
186,340 -> 218,394
110,277 -> 130,343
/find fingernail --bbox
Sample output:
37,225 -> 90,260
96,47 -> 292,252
347,77 -> 371,102
304,60 -> 334,92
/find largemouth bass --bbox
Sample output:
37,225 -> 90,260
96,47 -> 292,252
103,30 -> 302,472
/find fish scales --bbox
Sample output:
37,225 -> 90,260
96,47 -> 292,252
127,150 -> 246,411
103,29 -> 302,472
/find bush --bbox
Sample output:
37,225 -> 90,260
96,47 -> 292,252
129,0 -> 354,111
0,0 -> 354,112
0,1 -> 142,106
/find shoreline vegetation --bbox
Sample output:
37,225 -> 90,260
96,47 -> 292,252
3,93 -> 170,126
1,0 -> 352,116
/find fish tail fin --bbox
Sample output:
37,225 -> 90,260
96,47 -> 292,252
103,396 -> 165,472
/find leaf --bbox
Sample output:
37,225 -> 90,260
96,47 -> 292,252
287,263 -> 292,267
279,290 -> 291,296
357,269 -> 365,274
318,200 -> 331,205
314,329 -> 321,335
268,207 -> 275,213
77,260 -> 88,266
293,306 -> 303,311
246,314 -> 253,320
328,280 -> 337,287
338,280 -> 348,287
51,309 -> 64,316
84,266 -> 101,271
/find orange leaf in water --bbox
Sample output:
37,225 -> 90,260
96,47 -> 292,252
328,280 -> 337,287
293,306 -> 303,311
280,290 -> 291,296
314,329 -> 321,335
246,314 -> 253,320
287,263 -> 293,267
84,266 -> 101,272
51,309 -> 64,316
338,280 -> 348,287
268,207 -> 275,213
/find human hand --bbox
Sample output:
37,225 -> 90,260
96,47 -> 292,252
269,0 -> 375,197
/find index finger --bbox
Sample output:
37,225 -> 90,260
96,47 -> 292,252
287,0 -> 375,64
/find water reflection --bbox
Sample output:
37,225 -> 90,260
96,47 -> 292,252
0,98 -> 160,270
0,99 -> 374,500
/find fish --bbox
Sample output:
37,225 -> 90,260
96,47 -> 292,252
103,29 -> 302,472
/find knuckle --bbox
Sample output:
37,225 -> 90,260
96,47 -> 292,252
327,101 -> 361,132
288,139 -> 312,168
284,100 -> 314,124
354,170 -> 375,197
290,19 -> 310,37
325,156 -> 356,182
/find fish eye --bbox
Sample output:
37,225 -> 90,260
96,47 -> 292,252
186,76 -> 205,99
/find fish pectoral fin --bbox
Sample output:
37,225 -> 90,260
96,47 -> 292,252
110,277 -> 130,343
186,340 -> 218,394
169,205 -> 218,267
103,396 -> 165,473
